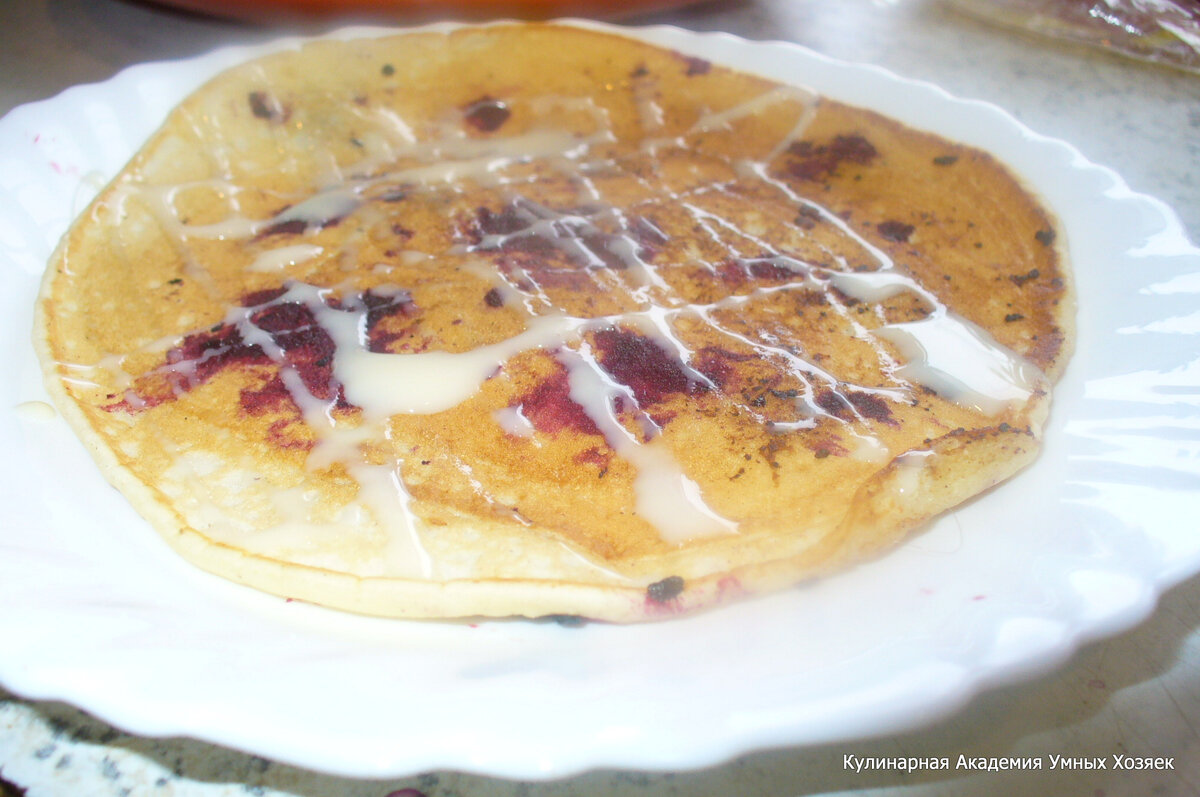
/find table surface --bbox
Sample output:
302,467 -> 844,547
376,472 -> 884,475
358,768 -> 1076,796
2,1 -> 1198,795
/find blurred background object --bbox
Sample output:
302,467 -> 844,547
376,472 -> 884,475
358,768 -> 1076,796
947,0 -> 1200,74
142,0 -> 708,22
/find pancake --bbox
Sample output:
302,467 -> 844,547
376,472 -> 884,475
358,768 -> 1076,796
35,24 -> 1073,622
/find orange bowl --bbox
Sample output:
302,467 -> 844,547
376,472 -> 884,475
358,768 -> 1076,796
147,0 -> 706,22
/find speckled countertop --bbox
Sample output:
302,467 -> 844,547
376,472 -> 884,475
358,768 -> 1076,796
2,1 -> 1199,795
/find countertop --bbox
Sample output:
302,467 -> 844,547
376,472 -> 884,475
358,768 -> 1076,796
1,0 -> 1198,795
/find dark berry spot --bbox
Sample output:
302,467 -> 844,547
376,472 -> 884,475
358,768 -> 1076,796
257,218 -> 308,237
848,391 -> 895,424
593,327 -> 705,407
463,96 -> 511,133
516,366 -> 601,437
544,614 -> 587,627
248,91 -> 288,123
787,134 -> 878,182
795,205 -> 822,230
1009,268 -> 1040,287
241,286 -> 289,307
876,220 -> 915,243
815,389 -> 849,418
646,576 -> 685,603
828,134 -> 878,164
682,55 -> 711,76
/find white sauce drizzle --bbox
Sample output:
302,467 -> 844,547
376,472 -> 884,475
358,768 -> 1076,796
271,189 -> 361,231
850,433 -> 890,464
15,401 -> 57,422
893,449 -> 936,497
559,345 -> 736,543
323,305 -> 580,418
875,314 -> 1041,416
250,243 -> 324,272
493,404 -> 537,438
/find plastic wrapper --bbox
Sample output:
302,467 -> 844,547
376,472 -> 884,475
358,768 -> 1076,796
948,0 -> 1200,74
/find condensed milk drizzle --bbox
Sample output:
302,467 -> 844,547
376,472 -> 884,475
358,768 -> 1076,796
559,343 -> 735,542
80,77 -> 1048,560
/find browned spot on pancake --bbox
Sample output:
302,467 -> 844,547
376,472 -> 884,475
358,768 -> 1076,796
807,431 -> 848,459
796,287 -> 831,307
758,433 -> 792,471
574,446 -> 612,472
742,381 -> 771,409
692,346 -> 754,391
786,134 -> 878,182
1010,268 -> 1040,287
876,220 -> 915,243
1027,326 -> 1065,369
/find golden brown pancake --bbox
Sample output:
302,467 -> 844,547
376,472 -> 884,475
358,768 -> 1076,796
35,24 -> 1073,622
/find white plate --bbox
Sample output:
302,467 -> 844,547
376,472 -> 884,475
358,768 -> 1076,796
1,20 -> 1198,781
